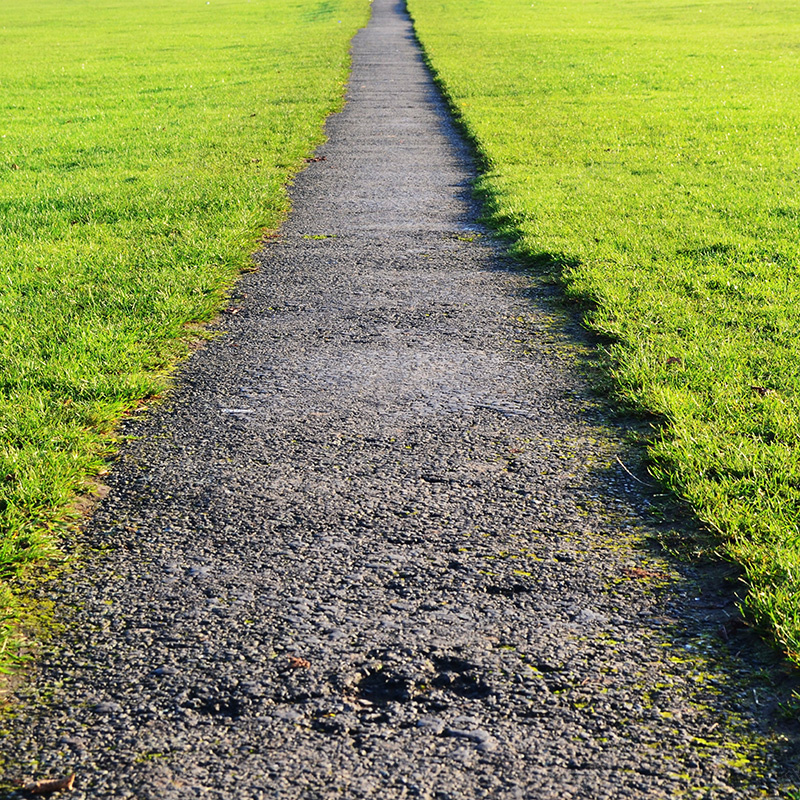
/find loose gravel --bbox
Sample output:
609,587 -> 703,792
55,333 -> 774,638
2,0 -> 799,797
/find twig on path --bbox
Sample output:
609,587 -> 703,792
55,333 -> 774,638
615,455 -> 655,488
23,774 -> 75,795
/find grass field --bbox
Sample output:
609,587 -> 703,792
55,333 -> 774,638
407,0 -> 800,660
0,0 -> 369,669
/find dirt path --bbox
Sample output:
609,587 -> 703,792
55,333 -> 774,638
3,0 -> 798,797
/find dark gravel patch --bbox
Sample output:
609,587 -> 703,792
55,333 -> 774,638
2,0 -> 799,797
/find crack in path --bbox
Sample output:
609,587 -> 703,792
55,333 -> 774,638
3,0 -> 798,797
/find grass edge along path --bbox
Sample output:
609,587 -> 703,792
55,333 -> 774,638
406,0 -> 800,665
0,0 -> 371,676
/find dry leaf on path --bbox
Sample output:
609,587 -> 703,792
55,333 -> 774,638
622,566 -> 668,581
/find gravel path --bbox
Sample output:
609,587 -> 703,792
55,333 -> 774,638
3,1 -> 798,797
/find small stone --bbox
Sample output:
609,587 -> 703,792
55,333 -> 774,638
57,736 -> 86,753
445,727 -> 498,752
575,608 -> 609,625
93,701 -> 122,715
273,708 -> 304,723
416,716 -> 446,734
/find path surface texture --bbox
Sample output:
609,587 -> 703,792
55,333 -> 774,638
4,1 -> 798,798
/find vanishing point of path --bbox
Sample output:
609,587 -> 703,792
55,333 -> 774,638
3,1 -> 798,797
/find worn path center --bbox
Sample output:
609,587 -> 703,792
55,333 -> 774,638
4,0 -> 797,797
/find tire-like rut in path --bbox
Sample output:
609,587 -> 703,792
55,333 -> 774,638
3,1 -> 798,797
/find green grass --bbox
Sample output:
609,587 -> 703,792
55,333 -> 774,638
0,0 -> 369,667
407,0 -> 800,659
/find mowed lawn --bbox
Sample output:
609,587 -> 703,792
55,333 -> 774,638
0,0 -> 369,665
407,0 -> 800,659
